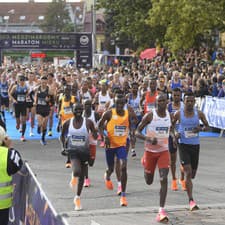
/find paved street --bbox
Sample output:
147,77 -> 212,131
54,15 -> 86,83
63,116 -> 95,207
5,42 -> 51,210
14,136 -> 225,225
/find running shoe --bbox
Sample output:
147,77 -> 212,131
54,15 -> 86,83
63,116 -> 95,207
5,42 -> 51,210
131,149 -> 137,158
83,178 -> 90,187
120,196 -> 127,206
61,149 -> 67,156
20,136 -> 26,142
16,124 -> 20,130
104,173 -> 113,190
171,179 -> 178,191
40,139 -> 47,146
156,208 -> 169,223
179,179 -> 187,191
99,141 -> 105,148
65,161 -> 71,168
117,184 -> 122,196
74,197 -> 82,211
189,200 -> 199,211
48,130 -> 52,136
70,175 -> 77,192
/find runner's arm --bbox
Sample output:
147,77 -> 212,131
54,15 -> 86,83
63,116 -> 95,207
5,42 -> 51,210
98,111 -> 111,137
135,112 -> 153,142
60,120 -> 70,149
87,119 -> 98,140
198,110 -> 210,131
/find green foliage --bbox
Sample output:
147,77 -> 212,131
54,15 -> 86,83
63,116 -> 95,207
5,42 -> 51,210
148,0 -> 225,53
41,0 -> 72,32
97,0 -> 225,54
97,0 -> 163,51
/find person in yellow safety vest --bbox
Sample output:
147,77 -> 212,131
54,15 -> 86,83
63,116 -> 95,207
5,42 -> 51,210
0,126 -> 23,225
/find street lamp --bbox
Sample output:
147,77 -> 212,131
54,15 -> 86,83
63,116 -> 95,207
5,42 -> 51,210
92,0 -> 97,66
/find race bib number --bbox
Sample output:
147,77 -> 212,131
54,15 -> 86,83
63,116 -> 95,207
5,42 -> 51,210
26,96 -> 32,102
38,98 -> 46,105
184,128 -> 198,138
98,102 -> 106,112
17,95 -> 25,102
71,135 -> 85,146
2,88 -> 7,93
156,127 -> 169,138
64,106 -> 72,114
114,125 -> 127,136
147,103 -> 154,111
134,107 -> 141,116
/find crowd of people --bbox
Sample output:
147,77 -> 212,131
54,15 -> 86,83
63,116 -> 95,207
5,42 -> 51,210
0,46 -> 224,222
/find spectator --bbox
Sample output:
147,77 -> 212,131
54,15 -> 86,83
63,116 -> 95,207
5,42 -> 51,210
0,126 -> 23,225
217,79 -> 225,97
194,78 -> 209,97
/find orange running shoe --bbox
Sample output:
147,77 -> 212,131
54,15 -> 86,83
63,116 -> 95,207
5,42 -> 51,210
120,196 -> 127,206
171,179 -> 178,191
74,196 -> 82,211
105,180 -> 113,190
104,173 -> 113,190
179,179 -> 187,191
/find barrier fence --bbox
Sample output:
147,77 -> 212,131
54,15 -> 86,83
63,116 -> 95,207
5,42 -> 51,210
9,162 -> 68,225
196,96 -> 225,136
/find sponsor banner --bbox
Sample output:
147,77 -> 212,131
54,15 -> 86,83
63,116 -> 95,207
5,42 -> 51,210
0,33 -> 80,50
76,34 -> 92,68
202,96 -> 225,130
9,163 -> 68,225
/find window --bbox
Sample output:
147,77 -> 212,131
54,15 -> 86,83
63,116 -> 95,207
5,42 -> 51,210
20,15 -> 26,20
3,16 -> 9,21
38,15 -> 44,21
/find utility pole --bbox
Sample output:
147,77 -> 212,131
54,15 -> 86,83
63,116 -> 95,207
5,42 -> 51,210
92,0 -> 96,67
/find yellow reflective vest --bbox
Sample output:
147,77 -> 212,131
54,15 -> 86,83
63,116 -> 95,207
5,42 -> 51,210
0,146 -> 13,209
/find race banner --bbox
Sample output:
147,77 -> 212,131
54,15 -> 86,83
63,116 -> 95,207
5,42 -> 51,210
9,162 -> 68,225
202,96 -> 225,130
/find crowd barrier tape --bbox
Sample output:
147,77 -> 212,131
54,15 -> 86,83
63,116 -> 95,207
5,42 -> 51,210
195,96 -> 225,130
9,162 -> 68,225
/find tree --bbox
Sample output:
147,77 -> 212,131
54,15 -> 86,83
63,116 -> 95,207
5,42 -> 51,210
148,0 -> 225,54
96,0 -> 165,52
41,0 -> 73,32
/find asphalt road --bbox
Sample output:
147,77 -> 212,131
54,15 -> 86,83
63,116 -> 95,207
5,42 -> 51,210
14,136 -> 225,225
